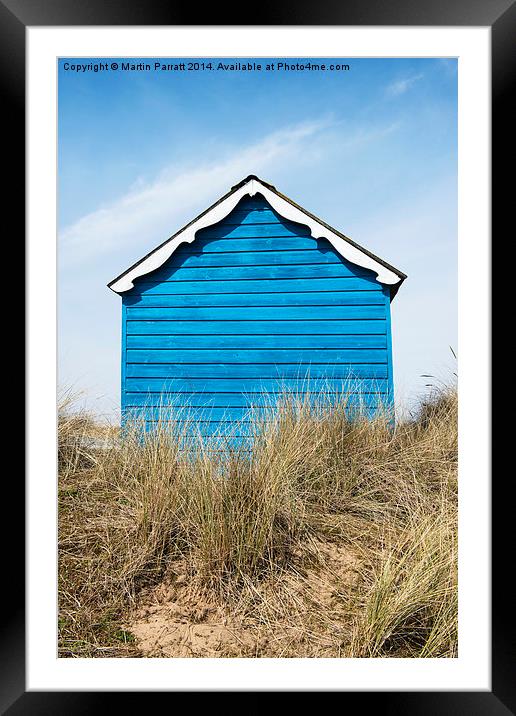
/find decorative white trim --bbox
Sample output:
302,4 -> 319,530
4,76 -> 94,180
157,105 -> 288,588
109,178 -> 402,293
257,183 -> 401,285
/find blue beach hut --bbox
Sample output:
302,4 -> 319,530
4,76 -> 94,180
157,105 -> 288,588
108,175 -> 406,439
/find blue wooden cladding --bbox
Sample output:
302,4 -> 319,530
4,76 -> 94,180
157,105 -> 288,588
113,185 -> 405,441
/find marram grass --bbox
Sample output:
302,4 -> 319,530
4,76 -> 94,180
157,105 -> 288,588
58,386 -> 457,658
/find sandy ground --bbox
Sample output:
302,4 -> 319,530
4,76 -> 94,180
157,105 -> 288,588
128,543 -> 360,658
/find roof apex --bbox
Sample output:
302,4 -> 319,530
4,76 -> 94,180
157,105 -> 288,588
230,175 -> 276,191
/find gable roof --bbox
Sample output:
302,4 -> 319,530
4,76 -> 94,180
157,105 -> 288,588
108,175 -> 407,299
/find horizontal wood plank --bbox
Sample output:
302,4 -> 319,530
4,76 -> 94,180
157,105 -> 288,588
125,305 -> 386,321
139,410 -> 385,436
126,397 -> 388,422
132,278 -> 379,297
164,248 -> 345,269
173,236 -> 325,254
126,334 -> 387,350
126,369 -> 388,391
126,276 -> 381,296
126,290 -> 383,307
140,262 -> 378,283
126,290 -> 383,308
126,319 -> 387,335
213,208 -> 283,225
126,348 -> 388,364
193,222 -> 311,240
124,384 -> 389,407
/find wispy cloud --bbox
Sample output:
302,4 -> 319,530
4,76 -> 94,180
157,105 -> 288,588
59,118 -> 333,269
59,114 -> 404,275
385,73 -> 424,98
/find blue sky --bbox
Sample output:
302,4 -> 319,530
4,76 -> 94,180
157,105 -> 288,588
58,57 -> 457,420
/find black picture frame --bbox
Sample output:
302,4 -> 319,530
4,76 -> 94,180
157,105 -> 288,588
9,0 -> 507,710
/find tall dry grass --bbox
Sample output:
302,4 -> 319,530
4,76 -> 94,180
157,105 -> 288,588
58,385 -> 457,658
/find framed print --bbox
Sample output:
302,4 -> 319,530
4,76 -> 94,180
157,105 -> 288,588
8,0 -> 510,709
